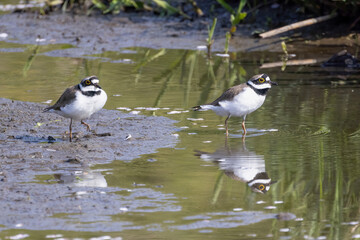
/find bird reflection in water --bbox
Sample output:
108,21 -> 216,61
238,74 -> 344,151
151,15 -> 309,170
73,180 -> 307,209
54,170 -> 107,188
195,140 -> 275,194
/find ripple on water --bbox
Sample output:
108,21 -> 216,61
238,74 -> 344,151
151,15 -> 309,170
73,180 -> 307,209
0,47 -> 25,52
230,128 -> 278,138
0,184 -> 181,232
170,211 -> 288,231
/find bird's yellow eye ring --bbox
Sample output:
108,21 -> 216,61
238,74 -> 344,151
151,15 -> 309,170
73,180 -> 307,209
259,184 -> 265,191
258,78 -> 265,83
85,80 -> 91,85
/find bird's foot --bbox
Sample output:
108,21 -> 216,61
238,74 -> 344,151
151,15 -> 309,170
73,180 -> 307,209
81,121 -> 91,132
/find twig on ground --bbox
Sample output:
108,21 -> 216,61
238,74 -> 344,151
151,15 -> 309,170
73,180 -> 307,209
349,16 -> 360,31
258,13 -> 338,38
260,59 -> 320,69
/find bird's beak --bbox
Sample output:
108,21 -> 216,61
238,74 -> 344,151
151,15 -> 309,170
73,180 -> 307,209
270,180 -> 277,185
270,81 -> 278,86
94,83 -> 102,89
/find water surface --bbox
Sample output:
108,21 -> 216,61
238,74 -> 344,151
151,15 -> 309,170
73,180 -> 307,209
1,40 -> 360,239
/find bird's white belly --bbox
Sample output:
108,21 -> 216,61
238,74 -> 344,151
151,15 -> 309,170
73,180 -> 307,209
202,105 -> 229,117
60,90 -> 107,120
220,89 -> 265,117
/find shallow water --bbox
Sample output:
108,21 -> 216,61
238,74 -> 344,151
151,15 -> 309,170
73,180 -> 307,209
1,40 -> 360,239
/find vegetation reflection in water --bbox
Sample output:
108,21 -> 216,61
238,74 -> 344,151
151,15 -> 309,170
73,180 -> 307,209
1,41 -> 360,239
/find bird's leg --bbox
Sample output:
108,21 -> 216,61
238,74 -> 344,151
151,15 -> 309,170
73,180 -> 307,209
69,119 -> 73,142
242,120 -> 246,134
81,120 -> 91,132
242,118 -> 247,136
225,114 -> 231,137
242,133 -> 246,143
241,121 -> 247,143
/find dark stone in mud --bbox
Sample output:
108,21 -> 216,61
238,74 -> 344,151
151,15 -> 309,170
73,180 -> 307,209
322,50 -> 360,68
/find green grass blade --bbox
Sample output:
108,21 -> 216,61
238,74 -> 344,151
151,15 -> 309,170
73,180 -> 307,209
23,45 -> 40,76
207,18 -> 217,43
232,0 -> 247,25
212,171 -> 224,205
216,0 -> 234,14
91,0 -> 107,11
152,0 -> 190,19
224,31 -> 231,54
237,0 -> 246,15
152,0 -> 179,14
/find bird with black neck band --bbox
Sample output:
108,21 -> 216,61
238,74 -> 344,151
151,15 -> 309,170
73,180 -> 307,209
193,73 -> 277,137
44,76 -> 107,142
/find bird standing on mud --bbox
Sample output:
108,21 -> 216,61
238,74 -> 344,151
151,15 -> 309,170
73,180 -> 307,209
193,74 -> 277,137
44,76 -> 107,142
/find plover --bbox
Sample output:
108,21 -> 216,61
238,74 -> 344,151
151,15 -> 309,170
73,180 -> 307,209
44,76 -> 107,142
193,74 -> 277,136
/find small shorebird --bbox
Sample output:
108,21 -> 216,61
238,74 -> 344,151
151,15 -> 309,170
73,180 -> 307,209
44,76 -> 107,142
193,74 -> 277,137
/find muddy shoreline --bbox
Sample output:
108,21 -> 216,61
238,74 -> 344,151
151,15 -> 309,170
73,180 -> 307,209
0,10 -> 355,59
0,97 -> 179,231
0,11 -> 287,57
0,98 -> 178,182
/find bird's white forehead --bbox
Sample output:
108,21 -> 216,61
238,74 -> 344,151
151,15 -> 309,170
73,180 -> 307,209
91,78 -> 99,84
265,76 -> 270,81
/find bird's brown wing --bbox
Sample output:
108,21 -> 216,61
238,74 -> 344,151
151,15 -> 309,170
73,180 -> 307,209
210,83 -> 247,106
44,85 -> 79,112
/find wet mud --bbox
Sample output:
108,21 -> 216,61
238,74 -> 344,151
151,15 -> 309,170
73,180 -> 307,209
0,11 -> 355,59
0,98 -> 178,231
0,98 -> 177,181
0,12 -> 286,57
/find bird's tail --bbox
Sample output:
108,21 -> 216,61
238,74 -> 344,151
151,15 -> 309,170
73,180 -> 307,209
43,106 -> 53,113
192,105 -> 202,111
